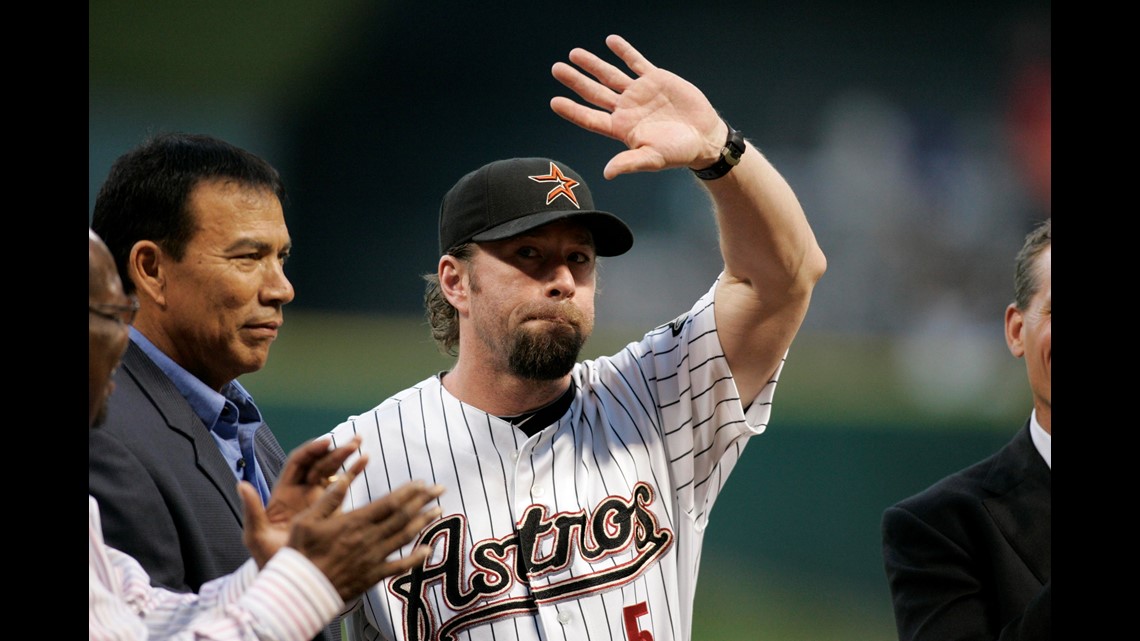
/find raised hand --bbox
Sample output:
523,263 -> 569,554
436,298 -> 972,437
550,34 -> 727,179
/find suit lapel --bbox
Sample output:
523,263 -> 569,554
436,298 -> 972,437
121,342 -> 246,522
254,423 -> 287,487
982,423 -> 1051,584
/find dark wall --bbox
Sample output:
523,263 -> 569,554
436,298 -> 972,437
270,0 -> 1049,314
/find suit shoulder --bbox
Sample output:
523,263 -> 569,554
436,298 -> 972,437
888,448 -> 1003,524
888,423 -> 1035,518
98,370 -> 180,446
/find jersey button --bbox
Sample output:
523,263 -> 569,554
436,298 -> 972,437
511,451 -> 519,461
532,486 -> 546,497
557,611 -> 571,625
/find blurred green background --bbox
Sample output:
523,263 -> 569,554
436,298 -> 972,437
90,1 -> 1049,638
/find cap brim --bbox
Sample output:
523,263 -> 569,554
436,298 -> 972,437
471,209 -> 633,257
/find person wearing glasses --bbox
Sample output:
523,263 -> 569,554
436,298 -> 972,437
88,133 -> 346,640
90,227 -> 445,640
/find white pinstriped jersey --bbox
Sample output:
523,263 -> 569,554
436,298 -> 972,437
331,280 -> 784,641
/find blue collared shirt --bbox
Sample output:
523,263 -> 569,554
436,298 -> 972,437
129,327 -> 273,505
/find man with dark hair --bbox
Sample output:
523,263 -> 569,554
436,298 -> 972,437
882,218 -> 1051,640
88,132 -> 310,605
90,227 -> 445,640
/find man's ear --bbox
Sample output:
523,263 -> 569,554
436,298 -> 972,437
1004,303 -> 1025,359
129,241 -> 167,306
438,255 -> 469,315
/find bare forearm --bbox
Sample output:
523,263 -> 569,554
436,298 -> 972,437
705,140 -> 824,296
704,137 -> 825,400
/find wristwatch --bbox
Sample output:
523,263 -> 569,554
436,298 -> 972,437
692,120 -> 746,181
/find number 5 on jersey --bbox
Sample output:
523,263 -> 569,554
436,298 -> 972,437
624,602 -> 653,641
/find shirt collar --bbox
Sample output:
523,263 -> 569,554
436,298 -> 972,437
129,327 -> 262,433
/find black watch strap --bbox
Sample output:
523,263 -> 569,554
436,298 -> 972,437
692,120 -> 746,181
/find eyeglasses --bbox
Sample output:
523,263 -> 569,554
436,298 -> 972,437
89,297 -> 139,325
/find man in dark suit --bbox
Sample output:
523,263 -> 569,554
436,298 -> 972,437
881,218 -> 1051,641
88,132 -> 339,639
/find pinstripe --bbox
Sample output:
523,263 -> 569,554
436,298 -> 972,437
331,280 -> 782,641
593,378 -> 674,539
440,387 -> 473,528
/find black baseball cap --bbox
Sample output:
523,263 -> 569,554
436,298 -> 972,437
438,157 -> 634,257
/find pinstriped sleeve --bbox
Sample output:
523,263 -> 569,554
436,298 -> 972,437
229,547 -> 344,641
650,276 -> 782,525
91,496 -> 345,641
142,550 -> 341,641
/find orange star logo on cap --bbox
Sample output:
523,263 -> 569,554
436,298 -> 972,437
528,162 -> 581,209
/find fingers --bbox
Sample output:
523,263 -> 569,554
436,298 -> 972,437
353,482 -> 444,547
361,503 -> 442,571
396,495 -> 443,543
303,483 -> 444,599
356,481 -> 431,522
554,44 -> 633,114
304,435 -> 364,488
382,483 -> 444,528
344,452 -> 369,479
565,47 -> 633,97
549,96 -> 618,143
317,452 -> 369,491
387,485 -> 444,540
605,34 -> 655,77
297,468 -> 374,527
376,544 -> 434,578
552,62 -> 620,115
279,437 -> 334,485
307,472 -> 354,519
549,34 -> 657,148
554,35 -> 654,101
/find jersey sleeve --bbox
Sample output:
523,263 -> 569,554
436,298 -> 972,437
624,275 -> 782,527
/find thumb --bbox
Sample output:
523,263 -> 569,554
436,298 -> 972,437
308,476 -> 351,520
239,481 -> 278,569
238,481 -> 267,533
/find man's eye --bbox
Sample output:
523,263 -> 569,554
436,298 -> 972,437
232,253 -> 265,265
568,250 -> 596,264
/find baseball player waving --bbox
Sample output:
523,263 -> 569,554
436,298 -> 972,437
329,34 -> 827,641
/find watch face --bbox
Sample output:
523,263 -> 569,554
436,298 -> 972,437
693,121 -> 745,179
726,128 -> 746,157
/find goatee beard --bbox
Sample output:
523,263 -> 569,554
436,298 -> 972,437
508,325 -> 585,380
